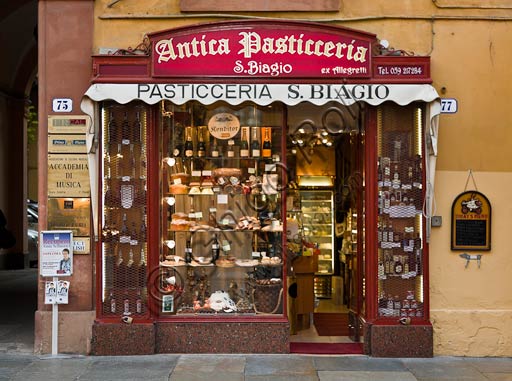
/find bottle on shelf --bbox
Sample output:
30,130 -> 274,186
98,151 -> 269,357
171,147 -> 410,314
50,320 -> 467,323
392,165 -> 401,188
109,291 -> 116,313
127,247 -> 135,267
108,110 -> 118,147
211,234 -> 220,264
120,213 -> 130,244
211,137 -> 220,158
184,126 -> 194,158
138,247 -> 146,287
121,111 -> 131,145
104,150 -> 112,179
110,218 -> 119,244
132,111 -> 141,145
139,147 -> 147,180
393,137 -> 401,161
136,290 -> 143,314
139,212 -> 147,243
197,126 -> 206,157
130,145 -> 136,179
123,291 -> 130,315
130,222 -> 138,246
185,239 -> 193,263
251,127 -> 260,157
105,184 -> 115,208
117,246 -> 125,266
227,139 -> 236,158
394,255 -> 404,275
387,221 -> 394,242
384,252 -> 391,274
240,128 -> 249,157
102,214 -> 111,242
262,127 -> 272,157
208,198 -> 218,228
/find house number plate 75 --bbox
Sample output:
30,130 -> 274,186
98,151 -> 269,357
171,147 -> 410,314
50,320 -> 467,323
52,98 -> 73,113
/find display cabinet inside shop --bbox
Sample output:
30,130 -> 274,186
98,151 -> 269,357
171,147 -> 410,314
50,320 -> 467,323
376,104 -> 426,320
159,101 -> 285,316
100,101 -> 149,318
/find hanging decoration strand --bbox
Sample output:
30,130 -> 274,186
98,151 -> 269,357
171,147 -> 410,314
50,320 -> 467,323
463,169 -> 478,191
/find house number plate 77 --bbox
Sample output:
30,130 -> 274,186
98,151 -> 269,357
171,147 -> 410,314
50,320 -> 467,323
441,98 -> 457,114
52,98 -> 73,113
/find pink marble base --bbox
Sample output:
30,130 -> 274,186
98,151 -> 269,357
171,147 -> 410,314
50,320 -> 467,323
156,321 -> 290,353
91,322 -> 155,355
366,323 -> 433,357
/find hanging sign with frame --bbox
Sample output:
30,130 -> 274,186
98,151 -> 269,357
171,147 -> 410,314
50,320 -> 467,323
451,191 -> 491,251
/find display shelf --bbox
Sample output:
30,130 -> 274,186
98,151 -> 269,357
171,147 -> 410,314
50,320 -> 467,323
376,105 -> 426,321
159,101 -> 285,316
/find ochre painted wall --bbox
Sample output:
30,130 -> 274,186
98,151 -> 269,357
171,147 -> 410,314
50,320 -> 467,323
89,0 -> 512,356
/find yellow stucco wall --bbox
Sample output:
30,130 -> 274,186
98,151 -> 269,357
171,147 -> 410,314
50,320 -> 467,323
91,0 -> 512,356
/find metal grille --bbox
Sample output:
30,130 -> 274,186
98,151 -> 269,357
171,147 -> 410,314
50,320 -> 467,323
101,102 -> 148,318
377,104 -> 424,320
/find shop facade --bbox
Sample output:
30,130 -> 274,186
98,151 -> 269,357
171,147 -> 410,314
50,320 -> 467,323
36,1 -> 512,358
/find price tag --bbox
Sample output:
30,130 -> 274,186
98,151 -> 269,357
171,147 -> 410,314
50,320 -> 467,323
265,164 -> 276,172
217,194 -> 228,204
122,176 -> 131,182
192,171 -> 201,177
173,178 -> 182,185
122,139 -> 130,145
222,241 -> 231,251
252,251 -> 260,258
248,167 -> 255,174
52,98 -> 73,113
202,170 -> 212,176
209,207 -> 217,213
195,212 -> 203,219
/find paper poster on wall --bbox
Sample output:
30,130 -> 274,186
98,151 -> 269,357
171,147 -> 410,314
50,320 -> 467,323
40,230 -> 73,277
45,281 -> 57,304
45,280 -> 70,304
57,280 -> 70,304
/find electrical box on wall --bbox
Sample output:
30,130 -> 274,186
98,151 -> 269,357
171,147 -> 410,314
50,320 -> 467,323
431,216 -> 442,227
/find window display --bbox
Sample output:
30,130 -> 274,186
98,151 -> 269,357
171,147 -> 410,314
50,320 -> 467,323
159,101 -> 285,316
100,102 -> 149,318
376,103 -> 425,319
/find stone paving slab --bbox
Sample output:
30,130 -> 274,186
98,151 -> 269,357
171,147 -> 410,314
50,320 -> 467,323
313,355 -> 408,371
402,356 -> 490,381
463,357 -> 512,373
245,355 -> 317,377
169,355 -> 245,381
318,370 -> 418,381
483,374 -> 512,381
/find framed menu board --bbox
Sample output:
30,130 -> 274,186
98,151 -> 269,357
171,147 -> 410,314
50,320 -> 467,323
451,191 -> 491,251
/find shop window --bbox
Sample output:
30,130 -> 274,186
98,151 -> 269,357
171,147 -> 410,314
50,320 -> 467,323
179,0 -> 340,12
100,101 -> 149,318
376,103 -> 426,320
158,101 -> 285,316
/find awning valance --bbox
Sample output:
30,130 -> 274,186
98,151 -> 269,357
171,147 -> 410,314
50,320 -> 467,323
83,83 -> 439,107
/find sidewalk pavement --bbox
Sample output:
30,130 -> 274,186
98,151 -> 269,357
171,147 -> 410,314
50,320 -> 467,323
1,353 -> 512,381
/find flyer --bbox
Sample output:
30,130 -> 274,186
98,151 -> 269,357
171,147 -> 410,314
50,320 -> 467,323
40,231 -> 73,277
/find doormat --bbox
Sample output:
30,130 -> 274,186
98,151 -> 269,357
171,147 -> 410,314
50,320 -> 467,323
313,313 -> 350,336
290,342 -> 364,355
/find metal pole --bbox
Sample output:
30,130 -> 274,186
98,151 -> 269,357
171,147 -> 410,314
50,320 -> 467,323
51,276 -> 58,356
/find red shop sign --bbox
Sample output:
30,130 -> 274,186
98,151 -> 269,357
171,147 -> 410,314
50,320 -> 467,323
149,21 -> 374,79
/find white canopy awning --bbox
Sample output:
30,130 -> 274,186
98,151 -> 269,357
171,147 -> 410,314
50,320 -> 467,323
82,83 -> 440,241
